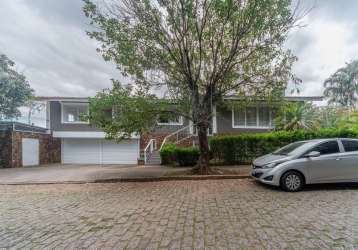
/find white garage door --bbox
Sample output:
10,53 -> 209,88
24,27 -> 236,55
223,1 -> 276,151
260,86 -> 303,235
62,139 -> 138,164
22,138 -> 39,166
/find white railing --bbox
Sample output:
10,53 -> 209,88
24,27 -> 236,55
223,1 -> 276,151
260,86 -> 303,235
144,139 -> 157,164
160,126 -> 191,150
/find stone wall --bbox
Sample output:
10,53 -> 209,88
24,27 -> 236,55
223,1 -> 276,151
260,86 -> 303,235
0,130 -> 61,168
0,130 -> 12,168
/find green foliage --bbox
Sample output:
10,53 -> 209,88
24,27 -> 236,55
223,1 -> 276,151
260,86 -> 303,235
160,144 -> 200,166
275,102 -> 320,131
337,110 -> 358,130
324,60 -> 358,108
318,106 -> 346,129
88,82 -> 177,141
176,147 -> 200,166
83,0 -> 300,99
159,144 -> 177,165
83,0 -> 303,170
210,128 -> 358,164
0,54 -> 33,120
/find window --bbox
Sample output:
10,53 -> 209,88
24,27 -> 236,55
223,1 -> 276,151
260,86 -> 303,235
157,115 -> 183,125
232,106 -> 274,128
273,141 -> 308,156
233,107 -> 245,127
246,107 -> 257,126
259,107 -> 270,127
61,103 -> 89,124
309,141 -> 340,155
342,140 -> 358,152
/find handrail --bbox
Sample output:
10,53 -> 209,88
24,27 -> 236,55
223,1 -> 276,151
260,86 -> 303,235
160,125 -> 191,150
144,139 -> 157,164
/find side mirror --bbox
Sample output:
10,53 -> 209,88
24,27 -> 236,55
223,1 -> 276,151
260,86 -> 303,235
305,151 -> 320,158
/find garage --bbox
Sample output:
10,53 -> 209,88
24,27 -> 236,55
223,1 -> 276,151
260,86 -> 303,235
62,138 -> 139,164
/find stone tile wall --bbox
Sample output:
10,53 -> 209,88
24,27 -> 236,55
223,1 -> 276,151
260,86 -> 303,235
0,131 -> 12,168
0,130 -> 61,168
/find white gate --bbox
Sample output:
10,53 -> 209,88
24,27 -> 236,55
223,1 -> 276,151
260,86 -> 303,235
22,138 -> 39,166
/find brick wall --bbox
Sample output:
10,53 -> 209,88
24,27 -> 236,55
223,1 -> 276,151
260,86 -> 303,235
140,133 -> 195,153
140,133 -> 168,151
0,130 -> 61,168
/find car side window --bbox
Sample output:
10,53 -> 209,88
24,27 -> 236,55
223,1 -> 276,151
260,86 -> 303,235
309,141 -> 340,156
342,140 -> 358,152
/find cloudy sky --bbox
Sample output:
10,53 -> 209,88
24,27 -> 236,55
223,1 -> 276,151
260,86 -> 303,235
1,0 -> 358,125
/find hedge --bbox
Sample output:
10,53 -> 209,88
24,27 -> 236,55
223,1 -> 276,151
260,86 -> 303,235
160,144 -> 200,166
160,144 -> 177,165
209,128 -> 358,164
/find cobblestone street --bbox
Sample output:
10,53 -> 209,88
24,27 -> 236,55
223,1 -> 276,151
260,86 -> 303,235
1,179 -> 358,249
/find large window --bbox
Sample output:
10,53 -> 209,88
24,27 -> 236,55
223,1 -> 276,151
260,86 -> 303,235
232,106 -> 274,128
61,103 -> 89,124
157,115 -> 183,125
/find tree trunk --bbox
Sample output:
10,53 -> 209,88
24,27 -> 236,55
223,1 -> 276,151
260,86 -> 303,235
197,124 -> 210,175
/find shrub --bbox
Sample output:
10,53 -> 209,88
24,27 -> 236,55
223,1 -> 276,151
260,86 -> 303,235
209,128 -> 358,164
175,147 -> 200,166
160,144 -> 200,166
159,143 -> 177,165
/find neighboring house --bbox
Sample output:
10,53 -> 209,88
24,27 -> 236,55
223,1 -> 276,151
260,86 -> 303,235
40,96 -> 322,166
42,97 -> 140,165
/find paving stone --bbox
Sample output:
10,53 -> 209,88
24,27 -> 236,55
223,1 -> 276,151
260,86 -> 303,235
1,180 -> 358,249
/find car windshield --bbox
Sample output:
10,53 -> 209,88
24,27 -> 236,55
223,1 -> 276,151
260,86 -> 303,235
273,141 -> 315,156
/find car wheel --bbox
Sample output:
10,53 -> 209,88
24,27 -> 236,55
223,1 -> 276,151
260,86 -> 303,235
280,171 -> 304,192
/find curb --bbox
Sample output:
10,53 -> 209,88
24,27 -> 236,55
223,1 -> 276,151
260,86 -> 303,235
0,175 -> 252,185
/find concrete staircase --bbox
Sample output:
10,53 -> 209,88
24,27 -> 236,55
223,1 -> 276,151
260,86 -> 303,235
145,150 -> 161,165
143,126 -> 195,165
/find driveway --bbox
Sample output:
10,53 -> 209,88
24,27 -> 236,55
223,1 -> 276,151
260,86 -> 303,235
1,179 -> 358,249
0,164 -> 192,184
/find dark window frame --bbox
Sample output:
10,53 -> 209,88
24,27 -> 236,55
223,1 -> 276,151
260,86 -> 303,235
342,140 -> 358,152
303,140 -> 341,157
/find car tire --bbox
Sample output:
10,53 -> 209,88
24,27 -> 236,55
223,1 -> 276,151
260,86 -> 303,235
280,171 -> 304,192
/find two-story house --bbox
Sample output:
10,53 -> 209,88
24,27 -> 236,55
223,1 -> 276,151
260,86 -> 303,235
41,96 -> 322,165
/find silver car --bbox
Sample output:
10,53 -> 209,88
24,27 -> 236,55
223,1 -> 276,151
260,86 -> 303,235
251,138 -> 358,192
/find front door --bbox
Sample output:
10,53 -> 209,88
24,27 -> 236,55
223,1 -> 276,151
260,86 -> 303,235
305,140 -> 343,183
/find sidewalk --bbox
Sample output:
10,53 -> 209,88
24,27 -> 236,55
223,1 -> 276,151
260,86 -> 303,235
0,164 -> 251,185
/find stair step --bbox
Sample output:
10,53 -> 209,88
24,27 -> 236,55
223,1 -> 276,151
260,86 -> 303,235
149,156 -> 161,159
144,150 -> 161,165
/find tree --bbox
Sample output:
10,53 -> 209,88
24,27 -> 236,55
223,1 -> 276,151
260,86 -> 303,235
275,102 -> 320,131
0,54 -> 34,120
337,110 -> 358,130
324,60 -> 358,108
318,106 -> 347,129
84,0 -> 303,174
27,101 -> 45,125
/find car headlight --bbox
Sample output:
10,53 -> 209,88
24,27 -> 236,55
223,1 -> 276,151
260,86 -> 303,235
262,162 -> 280,169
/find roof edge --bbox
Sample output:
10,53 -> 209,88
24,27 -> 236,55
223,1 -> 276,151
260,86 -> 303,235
37,95 -> 324,102
223,95 -> 324,101
36,96 -> 89,102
